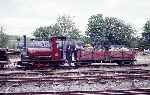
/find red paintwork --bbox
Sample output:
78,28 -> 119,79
77,50 -> 105,61
76,49 -> 136,61
27,48 -> 51,57
93,50 -> 106,60
27,36 -> 61,61
110,51 -> 136,61
24,36 -> 136,66
51,37 -> 61,60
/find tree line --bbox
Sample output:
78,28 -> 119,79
1,14 -> 150,49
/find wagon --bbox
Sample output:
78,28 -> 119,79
75,46 -> 136,65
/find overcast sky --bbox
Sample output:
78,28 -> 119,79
0,0 -> 150,36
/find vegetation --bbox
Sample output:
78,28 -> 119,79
7,35 -> 19,49
0,26 -> 8,48
86,14 -> 136,48
141,20 -> 150,48
3,14 -> 150,49
33,15 -> 81,40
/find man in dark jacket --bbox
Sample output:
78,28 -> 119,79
66,44 -> 72,66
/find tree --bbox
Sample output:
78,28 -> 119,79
33,25 -> 62,40
7,35 -> 20,49
33,15 -> 81,39
86,14 -> 104,47
86,14 -> 136,48
80,35 -> 91,44
56,15 -> 81,39
0,26 -> 8,48
142,20 -> 150,48
144,20 -> 150,33
33,26 -> 51,40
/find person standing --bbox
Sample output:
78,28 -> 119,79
66,43 -> 72,66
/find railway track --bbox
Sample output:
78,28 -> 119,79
13,63 -> 149,70
0,68 -> 150,82
0,68 -> 150,76
1,63 -> 149,76
1,89 -> 150,95
1,63 -> 150,94
1,76 -> 150,83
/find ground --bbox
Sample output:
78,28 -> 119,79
0,53 -> 150,94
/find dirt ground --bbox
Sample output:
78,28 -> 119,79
0,53 -> 150,93
136,53 -> 150,64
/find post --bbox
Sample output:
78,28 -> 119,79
23,35 -> 26,50
21,35 -> 27,61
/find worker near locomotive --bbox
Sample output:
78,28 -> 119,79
17,35 -> 136,69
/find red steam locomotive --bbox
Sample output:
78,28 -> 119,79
17,35 -> 136,68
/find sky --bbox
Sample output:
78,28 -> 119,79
0,0 -> 150,36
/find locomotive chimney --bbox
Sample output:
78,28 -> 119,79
23,35 -> 26,50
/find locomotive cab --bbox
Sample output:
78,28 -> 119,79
50,36 -> 66,62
